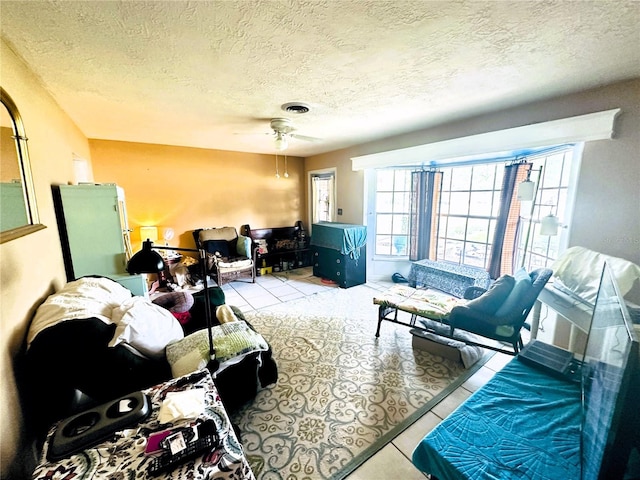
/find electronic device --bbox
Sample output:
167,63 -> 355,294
47,391 -> 151,461
148,420 -> 219,476
518,339 -> 583,382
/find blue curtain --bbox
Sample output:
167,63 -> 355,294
409,170 -> 442,261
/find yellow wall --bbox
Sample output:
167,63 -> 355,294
0,40 -> 91,477
90,140 -> 306,253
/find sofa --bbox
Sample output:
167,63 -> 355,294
23,276 -> 277,441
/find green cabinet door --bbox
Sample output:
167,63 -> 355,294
54,184 -> 127,280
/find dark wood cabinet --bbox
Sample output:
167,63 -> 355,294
312,245 -> 366,288
310,222 -> 367,288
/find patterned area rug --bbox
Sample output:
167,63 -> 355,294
231,283 -> 489,480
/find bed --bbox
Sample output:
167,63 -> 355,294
412,358 -> 581,479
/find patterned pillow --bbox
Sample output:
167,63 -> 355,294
165,320 -> 268,378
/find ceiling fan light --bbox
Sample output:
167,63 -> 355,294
274,133 -> 288,151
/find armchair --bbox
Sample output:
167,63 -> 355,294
193,227 -> 255,286
446,268 -> 553,354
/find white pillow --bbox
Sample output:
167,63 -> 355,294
109,296 -> 184,360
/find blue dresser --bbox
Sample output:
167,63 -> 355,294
310,222 -> 366,288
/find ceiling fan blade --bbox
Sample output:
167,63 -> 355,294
290,133 -> 321,142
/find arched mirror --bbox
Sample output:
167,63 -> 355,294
1,87 -> 45,243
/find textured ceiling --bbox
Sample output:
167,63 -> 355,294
1,1 -> 639,157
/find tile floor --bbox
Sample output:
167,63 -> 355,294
219,268 -> 511,479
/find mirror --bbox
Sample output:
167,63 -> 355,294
1,87 -> 45,243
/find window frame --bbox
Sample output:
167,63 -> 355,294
369,144 -> 580,270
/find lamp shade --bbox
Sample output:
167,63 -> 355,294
274,132 -> 288,151
140,226 -> 158,242
127,240 -> 165,273
540,214 -> 560,236
517,180 -> 536,201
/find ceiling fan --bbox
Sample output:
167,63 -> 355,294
269,117 -> 320,151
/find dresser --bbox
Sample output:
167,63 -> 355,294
311,222 -> 366,288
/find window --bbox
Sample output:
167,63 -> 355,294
371,145 -> 576,271
374,169 -> 411,256
436,163 -> 503,268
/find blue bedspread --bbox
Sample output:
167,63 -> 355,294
412,358 -> 581,480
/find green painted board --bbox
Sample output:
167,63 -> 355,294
56,184 -> 127,280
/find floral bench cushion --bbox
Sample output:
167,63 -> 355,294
373,285 -> 462,320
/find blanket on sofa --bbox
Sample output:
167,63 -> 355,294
24,276 -> 278,435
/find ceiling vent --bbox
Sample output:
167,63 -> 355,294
281,102 -> 310,114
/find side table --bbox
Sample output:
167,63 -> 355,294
32,370 -> 255,480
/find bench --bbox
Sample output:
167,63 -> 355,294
373,285 -> 461,336
409,259 -> 490,298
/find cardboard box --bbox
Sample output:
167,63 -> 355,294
411,328 -> 463,364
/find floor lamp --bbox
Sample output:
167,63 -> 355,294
518,166 -> 542,269
517,166 -> 560,268
127,239 -> 218,372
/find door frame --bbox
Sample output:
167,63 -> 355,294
307,167 -> 337,233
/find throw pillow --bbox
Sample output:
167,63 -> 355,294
165,321 -> 269,378
152,291 -> 195,313
464,275 -> 515,315
495,275 -> 534,318
204,239 -> 230,258
109,296 -> 184,360
236,234 -> 252,258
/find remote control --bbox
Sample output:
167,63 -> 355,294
147,433 -> 218,476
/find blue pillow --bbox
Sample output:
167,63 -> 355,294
465,275 -> 515,315
495,276 -> 533,318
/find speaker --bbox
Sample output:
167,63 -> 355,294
48,391 -> 151,461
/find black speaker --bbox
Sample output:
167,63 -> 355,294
48,391 -> 151,461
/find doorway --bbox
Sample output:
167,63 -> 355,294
309,169 -> 336,227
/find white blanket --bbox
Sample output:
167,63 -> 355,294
27,277 -> 184,359
552,247 -> 640,303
